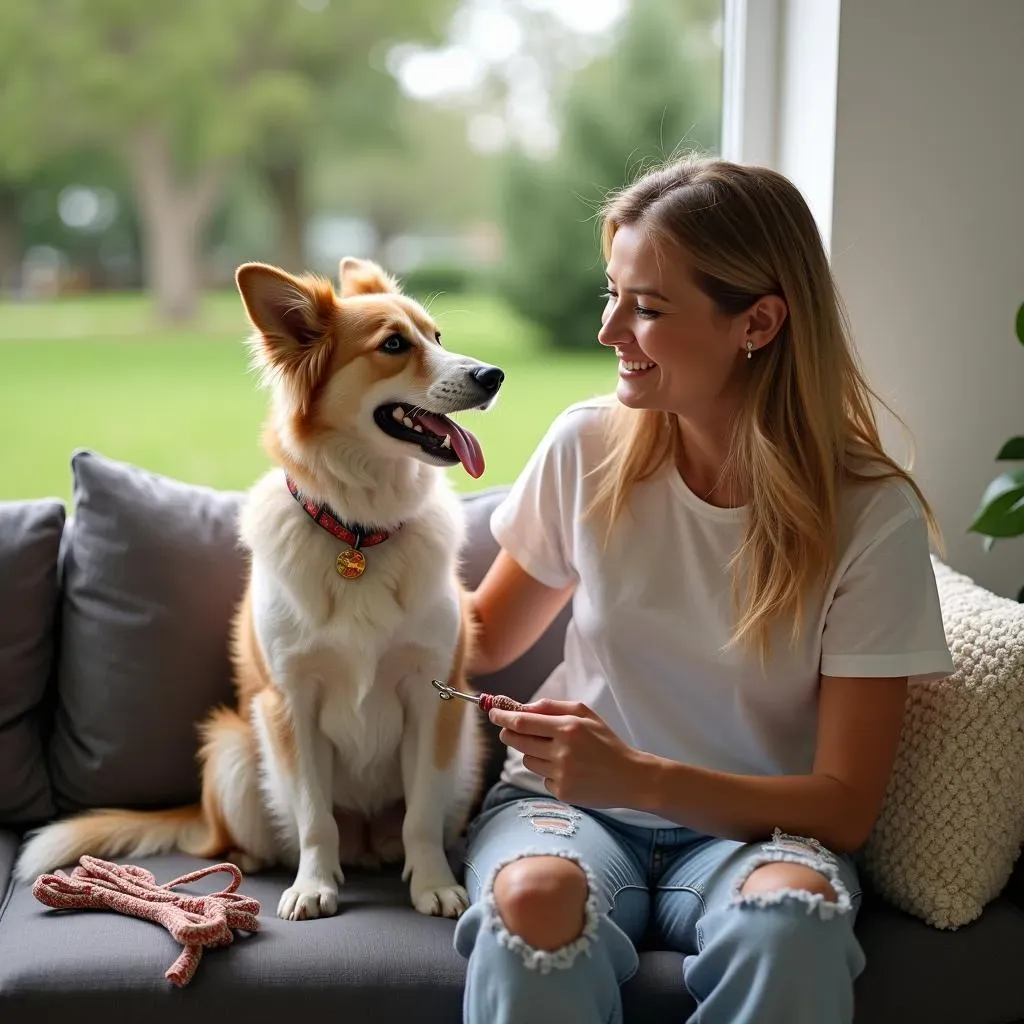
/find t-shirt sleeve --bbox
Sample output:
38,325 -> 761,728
489,408 -> 583,590
820,508 -> 954,681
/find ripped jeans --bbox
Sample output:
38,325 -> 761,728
454,783 -> 865,1024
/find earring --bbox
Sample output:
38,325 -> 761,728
746,338 -> 753,359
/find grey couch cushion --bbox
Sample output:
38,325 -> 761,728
0,830 -> 19,899
460,487 -> 570,705
0,499 -> 63,825
853,894 -> 1024,1022
48,451 -> 247,811
460,487 -> 573,791
0,851 -> 689,1023
1,851 -> 1023,1024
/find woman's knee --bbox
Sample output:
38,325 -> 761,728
740,862 -> 838,903
493,855 -> 590,951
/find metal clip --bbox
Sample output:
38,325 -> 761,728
431,679 -> 484,705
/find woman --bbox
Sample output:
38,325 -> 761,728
452,156 -> 953,1024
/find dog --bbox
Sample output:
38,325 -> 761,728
15,256 -> 503,922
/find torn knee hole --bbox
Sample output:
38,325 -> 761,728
740,862 -> 838,902
731,829 -> 851,920
483,850 -> 599,973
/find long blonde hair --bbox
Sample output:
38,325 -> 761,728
588,155 -> 939,661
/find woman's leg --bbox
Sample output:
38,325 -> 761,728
455,786 -> 648,1024
653,829 -> 865,1023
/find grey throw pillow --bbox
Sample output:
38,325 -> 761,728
459,486 -> 571,791
0,498 -> 64,825
48,451 -> 248,811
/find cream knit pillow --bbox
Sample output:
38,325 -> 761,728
861,557 -> 1024,929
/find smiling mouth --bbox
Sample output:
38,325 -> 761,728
619,358 -> 657,375
373,403 -> 486,478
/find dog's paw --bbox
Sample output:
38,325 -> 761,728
277,882 -> 340,921
412,883 -> 469,919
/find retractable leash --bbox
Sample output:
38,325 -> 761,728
431,679 -> 524,713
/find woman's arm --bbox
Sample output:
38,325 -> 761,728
491,673 -> 908,853
633,674 -> 908,851
467,549 -> 576,676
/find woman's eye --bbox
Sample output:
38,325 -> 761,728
602,290 -> 659,319
380,334 -> 409,353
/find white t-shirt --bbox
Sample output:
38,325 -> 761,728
491,399 -> 954,829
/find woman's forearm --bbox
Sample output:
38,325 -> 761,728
627,752 -> 875,854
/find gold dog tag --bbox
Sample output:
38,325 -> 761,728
336,548 -> 366,579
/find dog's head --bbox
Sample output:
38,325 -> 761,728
236,257 -> 503,479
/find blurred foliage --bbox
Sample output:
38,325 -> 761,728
400,260 -> 481,302
312,101 -> 500,251
496,0 -> 722,351
0,0 -> 459,314
0,0 -> 725,336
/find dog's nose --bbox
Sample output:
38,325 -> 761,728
472,365 -> 505,394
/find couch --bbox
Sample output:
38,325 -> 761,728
1,450 -> 1023,1024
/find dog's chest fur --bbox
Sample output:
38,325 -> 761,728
241,469 -> 467,812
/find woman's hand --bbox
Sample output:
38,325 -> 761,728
489,699 -> 648,807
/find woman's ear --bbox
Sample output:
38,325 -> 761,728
744,294 -> 789,355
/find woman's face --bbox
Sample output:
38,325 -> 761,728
598,224 -> 754,418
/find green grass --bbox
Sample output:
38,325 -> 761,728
1,290 -> 616,504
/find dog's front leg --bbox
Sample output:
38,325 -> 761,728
400,681 -> 468,919
273,685 -> 343,922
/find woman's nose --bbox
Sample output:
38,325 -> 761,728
598,307 -> 629,348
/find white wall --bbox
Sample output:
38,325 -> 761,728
775,0 -> 840,252
828,0 -> 1024,597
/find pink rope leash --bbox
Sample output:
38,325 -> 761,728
32,856 -> 261,987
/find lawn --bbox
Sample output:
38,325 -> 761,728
1,290 -> 616,504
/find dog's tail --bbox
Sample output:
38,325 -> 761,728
13,805 -> 215,884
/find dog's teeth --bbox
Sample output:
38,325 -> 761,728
392,407 -> 405,422
413,424 -> 423,432
403,416 -> 414,428
440,435 -> 452,449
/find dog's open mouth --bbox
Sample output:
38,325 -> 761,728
374,403 -> 486,479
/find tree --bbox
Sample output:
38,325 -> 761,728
496,0 -> 722,350
0,0 -> 457,320
244,1 -> 459,274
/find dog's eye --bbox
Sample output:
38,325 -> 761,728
380,334 -> 410,354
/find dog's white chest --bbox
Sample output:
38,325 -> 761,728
318,675 -> 406,812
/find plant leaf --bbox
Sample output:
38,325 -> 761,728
1017,301 -> 1024,347
997,436 -> 1024,460
969,469 -> 1024,537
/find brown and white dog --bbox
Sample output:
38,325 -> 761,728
15,257 -> 502,922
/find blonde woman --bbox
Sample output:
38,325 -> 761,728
452,157 -> 953,1023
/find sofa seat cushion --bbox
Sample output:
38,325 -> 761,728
0,499 -> 64,825
852,893 -> 1024,1023
0,830 -> 20,902
4,852 -> 1024,1024
0,852 -> 687,1024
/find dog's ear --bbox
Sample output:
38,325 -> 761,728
235,262 -> 336,369
338,256 -> 400,298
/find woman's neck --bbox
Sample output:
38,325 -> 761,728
673,411 -> 745,509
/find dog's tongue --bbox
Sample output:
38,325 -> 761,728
416,412 -> 485,479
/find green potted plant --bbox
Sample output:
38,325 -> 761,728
968,301 -> 1024,601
